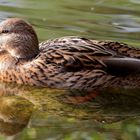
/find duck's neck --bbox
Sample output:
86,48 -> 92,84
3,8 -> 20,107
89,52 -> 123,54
0,51 -> 18,72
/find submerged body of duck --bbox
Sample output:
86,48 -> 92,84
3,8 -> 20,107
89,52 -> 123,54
0,18 -> 140,90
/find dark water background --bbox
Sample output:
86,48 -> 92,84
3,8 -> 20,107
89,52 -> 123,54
0,0 -> 140,140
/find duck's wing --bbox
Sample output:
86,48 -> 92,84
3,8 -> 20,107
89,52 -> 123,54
91,40 -> 140,75
39,36 -> 140,75
39,36 -> 114,70
92,40 -> 140,58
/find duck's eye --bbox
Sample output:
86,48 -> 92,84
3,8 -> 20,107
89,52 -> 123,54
1,30 -> 9,33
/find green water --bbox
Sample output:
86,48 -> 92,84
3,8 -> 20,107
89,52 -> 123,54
0,0 -> 140,140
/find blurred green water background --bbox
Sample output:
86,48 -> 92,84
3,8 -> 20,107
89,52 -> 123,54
0,0 -> 140,140
1,0 -> 140,44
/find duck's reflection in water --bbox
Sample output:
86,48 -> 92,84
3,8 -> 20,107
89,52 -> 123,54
0,82 -> 140,137
0,96 -> 34,136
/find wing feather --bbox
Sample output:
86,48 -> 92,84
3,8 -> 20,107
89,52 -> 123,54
39,36 -> 140,75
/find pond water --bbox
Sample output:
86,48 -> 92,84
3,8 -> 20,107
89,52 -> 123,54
0,0 -> 140,140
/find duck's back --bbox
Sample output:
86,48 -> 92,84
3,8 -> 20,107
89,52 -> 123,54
39,36 -> 140,73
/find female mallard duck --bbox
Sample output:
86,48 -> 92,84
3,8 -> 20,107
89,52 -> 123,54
0,18 -> 140,90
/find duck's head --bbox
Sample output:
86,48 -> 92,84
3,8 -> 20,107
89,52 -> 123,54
0,18 -> 39,59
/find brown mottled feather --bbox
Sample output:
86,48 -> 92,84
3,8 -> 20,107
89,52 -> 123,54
0,19 -> 140,90
92,40 -> 140,58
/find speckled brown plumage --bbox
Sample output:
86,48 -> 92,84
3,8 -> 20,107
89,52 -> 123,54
0,18 -> 140,90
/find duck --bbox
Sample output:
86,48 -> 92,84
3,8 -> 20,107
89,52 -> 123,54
0,18 -> 140,90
